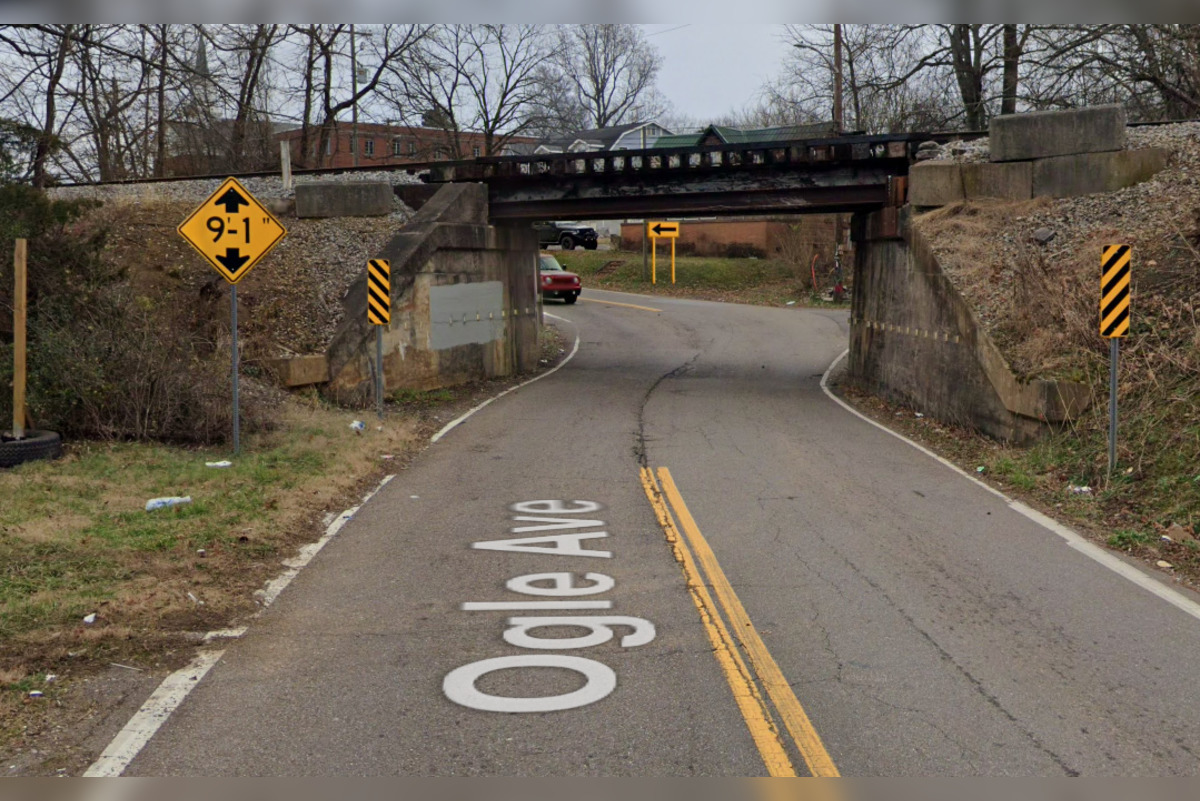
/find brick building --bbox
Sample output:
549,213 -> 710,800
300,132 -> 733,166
275,123 -> 540,169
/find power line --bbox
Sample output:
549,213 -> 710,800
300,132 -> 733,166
647,24 -> 690,38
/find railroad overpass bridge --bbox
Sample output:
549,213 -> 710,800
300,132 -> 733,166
396,132 -> 921,222
341,107 -> 1157,441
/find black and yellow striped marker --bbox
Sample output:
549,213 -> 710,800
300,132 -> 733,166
1101,245 -> 1130,338
367,259 -> 390,325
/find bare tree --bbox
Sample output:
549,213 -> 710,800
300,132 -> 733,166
387,24 -> 554,157
551,25 -> 664,129
1026,25 -> 1200,120
0,25 -> 76,186
65,25 -> 154,181
776,25 -> 955,133
301,25 -> 426,166
207,24 -> 286,171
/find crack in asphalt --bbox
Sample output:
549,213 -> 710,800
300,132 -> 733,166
834,549 -> 1082,777
634,354 -> 700,468
857,688 -> 983,770
779,522 -> 1082,775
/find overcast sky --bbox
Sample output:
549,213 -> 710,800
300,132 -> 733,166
641,23 -> 795,127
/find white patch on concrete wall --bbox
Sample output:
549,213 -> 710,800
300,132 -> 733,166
429,281 -> 505,350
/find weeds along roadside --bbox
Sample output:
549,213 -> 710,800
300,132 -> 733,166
914,196 -> 1199,567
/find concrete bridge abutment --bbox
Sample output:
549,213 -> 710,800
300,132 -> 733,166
847,207 -> 1090,443
323,183 -> 540,405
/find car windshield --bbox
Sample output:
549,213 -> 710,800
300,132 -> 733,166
539,256 -> 563,271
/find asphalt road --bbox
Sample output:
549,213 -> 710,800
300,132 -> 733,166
123,288 -> 1200,776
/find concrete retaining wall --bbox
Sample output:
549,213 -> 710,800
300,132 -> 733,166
295,181 -> 394,218
910,149 -> 1164,207
847,208 -> 1090,443
1032,148 -> 1168,198
990,105 -> 1126,162
910,107 -> 1165,208
324,183 -> 540,404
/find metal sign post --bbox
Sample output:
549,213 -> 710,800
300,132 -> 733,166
1101,244 -> 1131,477
651,237 -> 657,285
177,177 -> 287,455
1108,337 -> 1118,474
231,283 -> 240,455
376,328 -> 384,421
648,222 -> 680,286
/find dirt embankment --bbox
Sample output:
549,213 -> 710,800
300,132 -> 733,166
49,172 -> 421,365
916,122 -> 1200,384
909,122 -> 1200,545
74,200 -> 405,367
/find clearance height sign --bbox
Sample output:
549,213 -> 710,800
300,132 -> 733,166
177,177 -> 287,453
177,177 -> 287,284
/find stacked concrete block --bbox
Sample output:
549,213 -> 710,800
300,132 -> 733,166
909,161 -> 1033,206
989,104 -> 1126,162
909,106 -> 1166,207
1032,148 -> 1167,198
295,181 -> 394,218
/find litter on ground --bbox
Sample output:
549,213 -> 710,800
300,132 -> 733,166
146,496 -> 192,511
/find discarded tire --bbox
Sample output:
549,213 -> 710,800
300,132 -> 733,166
0,430 -> 63,468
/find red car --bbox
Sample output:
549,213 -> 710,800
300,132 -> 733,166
538,253 -> 581,304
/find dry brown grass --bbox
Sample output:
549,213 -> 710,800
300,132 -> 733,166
914,190 -> 1200,531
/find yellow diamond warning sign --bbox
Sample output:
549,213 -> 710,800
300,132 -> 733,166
177,177 -> 287,284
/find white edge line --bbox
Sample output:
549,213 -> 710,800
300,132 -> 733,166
431,313 -> 581,443
82,650 -> 224,777
83,473 -> 396,777
820,349 -> 1200,624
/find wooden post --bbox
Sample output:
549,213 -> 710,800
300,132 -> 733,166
13,238 -> 27,439
280,140 -> 293,191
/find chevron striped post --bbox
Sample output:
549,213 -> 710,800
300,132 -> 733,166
1101,245 -> 1130,476
367,259 -> 390,420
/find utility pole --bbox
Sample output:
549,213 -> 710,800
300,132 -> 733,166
351,24 -> 359,168
641,125 -> 649,281
833,24 -> 844,134
832,24 -> 845,281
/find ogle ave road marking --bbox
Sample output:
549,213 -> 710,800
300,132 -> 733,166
444,499 -> 656,713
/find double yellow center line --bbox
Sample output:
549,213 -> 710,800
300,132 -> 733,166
640,466 -> 840,778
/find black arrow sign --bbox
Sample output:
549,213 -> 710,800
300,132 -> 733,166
652,223 -> 676,235
214,187 -> 249,214
215,248 -> 249,274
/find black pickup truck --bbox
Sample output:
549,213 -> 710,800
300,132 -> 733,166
533,221 -> 599,250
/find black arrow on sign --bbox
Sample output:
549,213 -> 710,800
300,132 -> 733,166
216,248 -> 249,274
652,223 -> 674,235
214,187 -> 249,214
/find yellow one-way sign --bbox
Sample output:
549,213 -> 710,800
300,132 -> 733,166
648,221 -> 679,238
178,177 -> 287,284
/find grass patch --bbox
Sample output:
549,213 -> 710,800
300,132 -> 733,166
552,249 -> 846,308
389,387 -> 457,407
0,398 -> 423,657
1108,529 -> 1156,549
